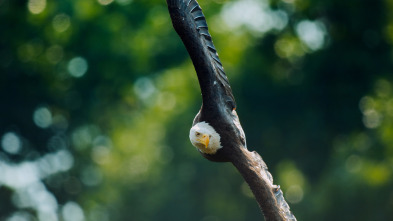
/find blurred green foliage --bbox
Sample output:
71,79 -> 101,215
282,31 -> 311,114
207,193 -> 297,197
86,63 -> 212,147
1,0 -> 393,220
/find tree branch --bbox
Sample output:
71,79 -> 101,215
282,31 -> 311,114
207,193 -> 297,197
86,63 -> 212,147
231,147 -> 296,221
165,0 -> 297,220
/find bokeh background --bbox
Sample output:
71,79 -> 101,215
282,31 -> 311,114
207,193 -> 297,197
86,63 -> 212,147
1,0 -> 393,220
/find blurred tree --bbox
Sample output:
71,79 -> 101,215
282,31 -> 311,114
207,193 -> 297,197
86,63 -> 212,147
0,0 -> 392,221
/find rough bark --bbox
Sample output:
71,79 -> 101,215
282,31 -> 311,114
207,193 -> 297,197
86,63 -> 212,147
231,147 -> 296,221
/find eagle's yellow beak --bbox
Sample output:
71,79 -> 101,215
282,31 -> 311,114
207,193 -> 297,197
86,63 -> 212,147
198,134 -> 210,148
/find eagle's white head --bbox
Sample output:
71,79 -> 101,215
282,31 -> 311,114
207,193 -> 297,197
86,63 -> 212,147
189,122 -> 222,154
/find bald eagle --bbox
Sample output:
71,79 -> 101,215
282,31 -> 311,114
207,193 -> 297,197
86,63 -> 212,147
166,0 -> 296,220
167,0 -> 246,162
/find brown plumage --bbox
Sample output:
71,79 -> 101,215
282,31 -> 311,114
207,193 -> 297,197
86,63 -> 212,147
166,0 -> 246,162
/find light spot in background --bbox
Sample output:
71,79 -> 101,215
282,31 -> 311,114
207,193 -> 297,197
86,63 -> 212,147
362,109 -> 382,129
91,136 -> 112,165
274,37 -> 304,59
92,145 -> 111,164
30,183 -> 58,214
18,41 -> 44,62
62,202 -> 85,221
71,128 -> 92,150
38,211 -> 58,221
89,205 -> 109,221
273,10 -> 289,30
47,135 -> 67,151
359,96 -> 375,114
97,0 -> 114,6
128,155 -> 149,177
0,151 -> 73,189
364,163 -> 390,186
27,0 -> 46,14
353,133 -> 371,152
7,173 -> 59,217
374,79 -> 391,98
80,166 -> 103,186
346,155 -> 362,173
33,107 -> 52,128
285,185 -> 304,203
146,123 -> 165,143
1,132 -> 22,154
296,20 -> 327,51
387,99 -> 393,117
221,0 -> 288,35
2,162 -> 40,189
68,57 -> 88,78
72,125 -> 101,152
5,211 -> 33,221
37,150 -> 74,176
45,45 -> 64,64
0,148 -> 76,221
93,135 -> 112,148
52,13 -> 71,32
56,150 -> 74,171
134,77 -> 156,100
276,160 -> 306,204
359,96 -> 382,129
157,92 -> 176,111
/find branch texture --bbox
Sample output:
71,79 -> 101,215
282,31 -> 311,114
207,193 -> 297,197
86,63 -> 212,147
232,148 -> 296,221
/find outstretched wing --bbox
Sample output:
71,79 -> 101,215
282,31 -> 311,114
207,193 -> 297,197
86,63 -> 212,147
166,0 -> 236,110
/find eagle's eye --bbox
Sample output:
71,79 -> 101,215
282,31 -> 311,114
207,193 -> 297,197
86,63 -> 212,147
195,132 -> 200,136
209,135 -> 212,138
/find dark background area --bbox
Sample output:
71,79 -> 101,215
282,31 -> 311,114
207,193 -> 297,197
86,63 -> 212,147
1,0 -> 393,220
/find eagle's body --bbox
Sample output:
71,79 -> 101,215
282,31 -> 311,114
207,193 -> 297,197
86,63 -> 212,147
166,0 -> 246,162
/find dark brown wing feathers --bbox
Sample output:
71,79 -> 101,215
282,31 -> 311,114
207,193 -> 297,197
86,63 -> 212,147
166,0 -> 236,110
